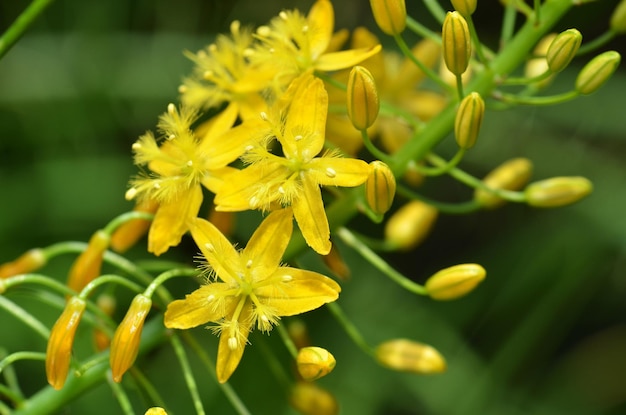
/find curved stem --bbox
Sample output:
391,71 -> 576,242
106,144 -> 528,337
170,334 -> 205,415
396,184 -> 482,214
276,324 -> 298,359
0,0 -> 58,60
326,302 -> 374,357
0,296 -> 50,340
103,211 -> 154,235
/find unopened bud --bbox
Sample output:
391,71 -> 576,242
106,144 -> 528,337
384,201 -> 438,251
288,319 -> 312,350
525,176 -> 593,208
369,0 -> 406,35
451,0 -> 477,16
46,296 -> 87,390
296,347 -> 336,381
425,263 -> 486,300
67,230 -> 110,292
610,0 -> 626,33
442,11 -> 471,76
576,51 -> 621,95
93,294 -> 117,351
525,34 -> 556,88
547,29 -> 582,73
322,244 -> 351,281
347,66 -> 379,131
110,294 -> 152,382
110,199 -> 158,253
0,248 -> 46,279
474,158 -> 533,209
208,207 -> 236,237
365,161 -> 396,215
290,382 -> 339,415
145,408 -> 168,415
454,92 -> 484,149
376,339 -> 446,374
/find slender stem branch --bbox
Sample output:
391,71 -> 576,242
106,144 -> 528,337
493,89 -> 579,106
0,352 -> 47,374
326,302 -> 374,356
0,0 -> 58,60
500,3 -> 517,49
107,372 -> 136,415
416,149 -> 466,176
360,129 -> 389,162
170,335 -> 205,415
423,0 -> 446,23
78,274 -> 144,300
276,324 -> 298,359
396,184 -> 482,214
0,296 -> 50,340
103,211 -> 154,235
577,30 -> 617,55
405,16 -> 442,44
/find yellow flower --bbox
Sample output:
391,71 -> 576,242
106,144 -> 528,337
214,73 -> 371,255
126,103 -> 249,255
164,208 -> 341,383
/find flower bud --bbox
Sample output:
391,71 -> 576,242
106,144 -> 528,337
67,230 -> 110,293
576,51 -> 621,95
454,92 -> 484,149
0,248 -> 46,279
296,347 -> 336,381
525,176 -> 593,208
425,263 -> 486,300
110,294 -> 152,382
46,296 -> 86,390
93,293 -> 116,351
322,244 -> 351,281
288,319 -> 312,350
347,66 -> 379,131
369,0 -> 406,35
365,161 -> 396,215
474,158 -> 533,209
384,201 -> 438,251
610,0 -> 626,33
290,382 -> 339,415
451,0 -> 477,16
375,339 -> 446,374
145,408 -> 168,415
110,199 -> 158,253
546,29 -> 582,73
208,207 -> 236,237
525,34 -> 556,88
442,11 -> 471,76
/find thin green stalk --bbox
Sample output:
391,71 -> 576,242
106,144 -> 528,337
3,273 -> 76,297
405,16 -> 442,44
0,296 -> 49,340
396,184 -> 482,214
107,372 -> 136,415
0,0 -> 58,60
0,352 -> 47,374
144,268 -> 199,298
0,350 -> 27,403
534,0 -> 541,25
466,14 -> 492,66
170,334 -> 205,415
103,211 -> 154,235
276,324 -> 298,359
423,0 -> 446,23
494,89 -> 579,105
0,395 -> 13,415
255,335 -> 292,391
326,302 -> 374,357
78,274 -> 144,300
360,129 -> 389,162
577,30 -> 617,55
500,2 -> 517,49
128,367 -> 169,410
456,74 -> 465,100
416,149 -> 466,176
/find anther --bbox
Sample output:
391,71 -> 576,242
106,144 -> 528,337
302,25 -> 309,33
325,167 -> 337,178
178,85 -> 187,93
208,44 -> 217,53
260,112 -> 268,121
168,134 -> 175,140
125,188 -> 137,201
294,134 -> 303,141
246,259 -> 253,268
167,103 -> 176,115
207,294 -> 215,302
153,183 -> 161,189
245,145 -> 254,152
278,186 -> 285,194
131,142 -> 141,150
279,11 -> 288,20
282,274 -> 293,282
187,160 -> 193,167
204,243 -> 214,252
249,196 -> 259,207
228,337 -> 238,350
230,20 -> 240,33
257,26 -> 270,37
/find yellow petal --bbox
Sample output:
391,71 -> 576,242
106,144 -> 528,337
257,267 -> 340,316
243,208 -> 293,279
148,185 -> 203,256
195,102 -> 238,142
292,175 -> 331,255
200,119 -> 265,169
307,0 -> 334,60
216,305 -> 253,383
307,157 -> 371,187
315,45 -> 382,72
214,162 -> 287,211
189,217 -> 241,285
201,165 -> 239,195
164,284 -> 237,329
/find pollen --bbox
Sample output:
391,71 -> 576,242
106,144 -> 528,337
249,196 -> 259,208
187,160 -> 193,167
167,103 -> 176,115
131,142 -> 141,150
325,167 -> 337,178
294,134 -> 303,141
279,11 -> 288,20
257,26 -> 271,36
125,188 -> 138,201
204,243 -> 215,252
246,259 -> 253,268
260,111 -> 268,121
228,336 -> 238,350
207,294 -> 215,302
282,274 -> 293,282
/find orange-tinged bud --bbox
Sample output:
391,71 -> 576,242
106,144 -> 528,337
376,339 -> 446,374
576,51 -> 621,95
208,207 -> 236,237
145,408 -> 168,415
296,347 -> 336,381
0,248 -> 46,279
365,161 -> 396,215
425,263 -> 486,300
110,199 -> 158,253
451,0 -> 477,16
67,230 -> 110,293
546,29 -> 582,73
93,294 -> 117,351
610,0 -> 626,33
347,66 -> 379,131
321,244 -> 351,281
525,176 -> 593,208
474,158 -> 533,209
384,201 -> 438,251
369,0 -> 406,35
46,296 -> 86,390
454,92 -> 484,149
442,11 -> 471,76
290,382 -> 339,415
110,294 -> 152,382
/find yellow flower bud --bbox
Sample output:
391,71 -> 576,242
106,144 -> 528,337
290,382 -> 339,415
145,408 -> 168,415
296,347 -> 336,381
576,51 -> 621,95
0,248 -> 46,279
546,29 -> 582,73
451,0 -> 477,16
322,244 -> 351,281
110,294 -> 152,383
347,66 -> 379,131
525,34 -> 556,88
67,230 -> 110,293
610,0 -> 626,33
288,319 -> 312,350
474,158 -> 533,209
46,296 -> 86,390
442,11 -> 471,76
454,92 -> 485,149
425,263 -> 486,301
208,206 -> 236,237
369,0 -> 406,35
365,161 -> 396,215
384,201 -> 438,251
376,339 -> 446,374
93,293 -> 117,351
110,199 -> 158,253
525,176 -> 593,208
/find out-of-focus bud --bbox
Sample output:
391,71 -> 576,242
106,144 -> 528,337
454,92 -> 484,149
384,201 -> 438,251
347,66 -> 379,131
67,230 -> 110,293
575,51 -> 621,95
0,248 -> 46,279
610,0 -> 626,33
46,296 -> 87,390
442,11 -> 471,76
365,161 -> 396,215
369,0 -> 406,35
375,339 -> 446,374
110,199 -> 158,253
208,207 -> 236,237
546,29 -> 582,73
296,347 -> 336,381
425,263 -> 486,300
290,382 -> 339,415
288,319 -> 312,350
322,244 -> 351,281
110,294 -> 152,383
525,176 -> 593,208
93,293 -> 117,351
145,408 -> 168,415
525,34 -> 556,88
451,0 -> 477,16
474,158 -> 533,209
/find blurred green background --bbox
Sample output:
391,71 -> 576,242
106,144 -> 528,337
1,0 -> 626,414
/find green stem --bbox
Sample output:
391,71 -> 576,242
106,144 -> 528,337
416,149 -> 466,176
360,129 -> 389,162
500,69 -> 553,85
144,267 -> 198,298
577,30 -> 617,55
494,89 -> 579,106
405,16 -> 442,44
393,34 -> 453,94
0,352 -> 47,374
423,0 -> 446,23
78,274 -> 144,300
0,296 -> 49,340
466,15 -> 491,67
103,211 -> 154,235
170,334 -> 205,415
128,367 -> 169,410
3,273 -> 76,297
0,0 -> 58,60
500,3 -> 517,48
326,302 -> 374,357
276,324 -> 298,359
107,373 -> 136,415
396,184 -> 482,214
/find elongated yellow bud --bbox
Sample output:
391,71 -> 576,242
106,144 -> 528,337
0,248 -> 46,279
576,51 -> 621,95
110,199 -> 158,253
93,293 -> 116,351
290,382 -> 339,415
296,347 -> 336,381
547,29 -> 582,73
322,244 -> 351,281
384,201 -> 438,251
454,92 -> 484,149
46,296 -> 86,390
347,66 -> 379,131
451,0 -> 477,16
145,408 -> 168,415
610,0 -> 626,33
474,158 -> 533,209
67,230 -> 110,292
376,339 -> 446,374
110,294 -> 152,382
369,0 -> 406,35
442,11 -> 471,76
425,263 -> 486,300
525,176 -> 593,208
365,161 -> 396,215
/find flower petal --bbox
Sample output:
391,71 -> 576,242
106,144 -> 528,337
315,45 -> 382,72
214,162 -> 287,211
195,102 -> 238,143
200,118 -> 265,169
292,175 -> 331,255
189,217 -> 242,285
201,166 -> 239,195
307,0 -> 334,60
243,208 -> 293,280
164,284 -> 237,329
307,157 -> 371,187
216,305 -> 253,383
